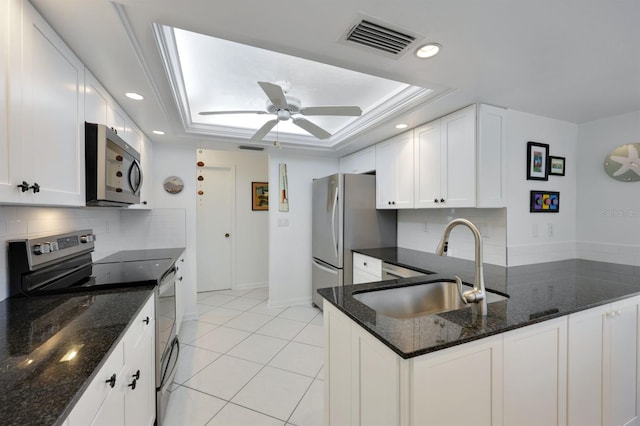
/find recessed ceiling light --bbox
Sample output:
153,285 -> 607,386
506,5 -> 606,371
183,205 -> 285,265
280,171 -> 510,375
125,92 -> 144,100
395,123 -> 408,129
152,130 -> 165,135
415,43 -> 441,59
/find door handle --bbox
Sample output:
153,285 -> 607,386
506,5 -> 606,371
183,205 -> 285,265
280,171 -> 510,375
225,233 -> 230,238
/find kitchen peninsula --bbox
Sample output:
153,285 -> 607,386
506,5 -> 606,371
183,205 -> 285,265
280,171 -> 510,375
320,247 -> 640,425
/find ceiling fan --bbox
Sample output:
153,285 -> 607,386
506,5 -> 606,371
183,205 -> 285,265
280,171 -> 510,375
199,81 -> 362,141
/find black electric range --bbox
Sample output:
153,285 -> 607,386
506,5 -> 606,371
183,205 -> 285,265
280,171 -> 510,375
7,230 -> 175,296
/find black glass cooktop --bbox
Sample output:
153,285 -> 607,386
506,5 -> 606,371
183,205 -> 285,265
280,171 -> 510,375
90,258 -> 173,286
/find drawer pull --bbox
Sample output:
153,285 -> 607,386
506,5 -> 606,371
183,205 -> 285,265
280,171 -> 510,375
143,316 -> 150,325
132,369 -> 140,380
105,374 -> 116,388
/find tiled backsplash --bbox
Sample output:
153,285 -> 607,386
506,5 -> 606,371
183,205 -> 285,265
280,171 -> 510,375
397,208 -> 507,266
0,206 -> 186,301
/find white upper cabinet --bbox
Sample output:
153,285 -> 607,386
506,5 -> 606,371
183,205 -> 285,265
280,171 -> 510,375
1,0 -> 85,206
339,145 -> 376,174
413,120 -> 442,208
0,0 -> 10,201
414,104 -> 477,208
477,104 -> 508,208
376,131 -> 414,209
84,70 -> 109,126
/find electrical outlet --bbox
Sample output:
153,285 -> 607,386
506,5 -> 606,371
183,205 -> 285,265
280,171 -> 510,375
532,224 -> 539,238
547,223 -> 554,237
277,218 -> 289,227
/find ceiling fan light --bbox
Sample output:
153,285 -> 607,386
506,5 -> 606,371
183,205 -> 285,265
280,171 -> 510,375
415,43 -> 441,59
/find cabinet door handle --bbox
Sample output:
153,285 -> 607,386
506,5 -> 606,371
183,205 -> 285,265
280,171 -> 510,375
440,198 -> 445,203
17,181 -> 30,192
143,316 -> 150,325
30,183 -> 40,194
105,373 -> 116,388
434,198 -> 439,203
132,369 -> 140,380
128,378 -> 137,390
178,276 -> 183,281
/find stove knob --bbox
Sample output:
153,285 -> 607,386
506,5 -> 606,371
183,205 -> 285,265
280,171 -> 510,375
80,234 -> 95,243
33,243 -> 51,255
50,241 -> 59,252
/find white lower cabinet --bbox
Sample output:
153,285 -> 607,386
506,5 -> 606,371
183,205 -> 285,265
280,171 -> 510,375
411,335 -> 502,426
326,298 -> 640,426
502,317 -> 568,426
324,302 -> 501,426
352,253 -> 382,284
568,296 -> 640,426
66,295 -> 155,426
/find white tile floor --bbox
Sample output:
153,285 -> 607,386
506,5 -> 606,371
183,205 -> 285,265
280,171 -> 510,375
164,288 -> 324,426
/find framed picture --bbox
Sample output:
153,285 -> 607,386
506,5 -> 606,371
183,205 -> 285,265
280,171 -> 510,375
548,156 -> 566,176
251,182 -> 269,211
530,190 -> 560,213
527,141 -> 550,180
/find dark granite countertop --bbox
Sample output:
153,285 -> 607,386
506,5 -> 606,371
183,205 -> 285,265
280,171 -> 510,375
319,247 -> 640,359
0,287 -> 154,426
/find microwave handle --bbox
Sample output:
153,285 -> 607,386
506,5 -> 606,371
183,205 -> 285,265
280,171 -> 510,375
128,159 -> 143,195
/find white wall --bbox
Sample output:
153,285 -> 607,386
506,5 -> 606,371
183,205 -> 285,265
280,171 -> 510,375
398,208 -> 507,266
506,109 -> 578,266
576,110 -> 640,266
0,206 -> 122,301
268,151 -> 337,307
148,144 -> 198,320
196,149 -> 269,289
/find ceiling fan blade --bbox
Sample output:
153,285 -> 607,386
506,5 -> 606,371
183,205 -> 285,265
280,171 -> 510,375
292,117 -> 331,140
250,119 -> 279,141
199,110 -> 267,116
299,106 -> 362,117
257,81 -> 288,109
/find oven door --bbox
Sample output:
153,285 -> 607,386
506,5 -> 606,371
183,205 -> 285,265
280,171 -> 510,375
156,266 -> 177,379
155,266 -> 179,426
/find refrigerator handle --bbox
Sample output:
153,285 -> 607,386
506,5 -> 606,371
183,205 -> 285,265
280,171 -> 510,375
313,258 -> 339,275
331,186 -> 339,258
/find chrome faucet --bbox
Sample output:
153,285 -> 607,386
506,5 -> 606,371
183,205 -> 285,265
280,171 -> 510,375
436,218 -> 487,316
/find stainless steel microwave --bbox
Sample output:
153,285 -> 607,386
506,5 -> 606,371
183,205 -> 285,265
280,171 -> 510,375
85,122 -> 142,206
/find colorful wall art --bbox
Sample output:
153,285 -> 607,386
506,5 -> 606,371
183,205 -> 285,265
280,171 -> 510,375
530,190 -> 560,213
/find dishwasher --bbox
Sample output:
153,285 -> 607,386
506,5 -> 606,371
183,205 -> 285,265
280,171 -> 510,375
381,262 -> 429,280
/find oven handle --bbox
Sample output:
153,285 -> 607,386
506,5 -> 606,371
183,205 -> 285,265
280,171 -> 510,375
159,266 -> 177,285
160,337 -> 180,390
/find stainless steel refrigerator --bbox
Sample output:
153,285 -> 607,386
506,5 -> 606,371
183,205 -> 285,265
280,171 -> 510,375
312,173 -> 397,308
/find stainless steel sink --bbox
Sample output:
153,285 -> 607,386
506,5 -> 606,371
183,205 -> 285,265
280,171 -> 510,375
352,280 -> 507,319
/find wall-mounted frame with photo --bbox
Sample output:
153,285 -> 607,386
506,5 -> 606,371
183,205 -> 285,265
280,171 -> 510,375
548,156 -> 566,176
530,190 -> 560,213
252,182 -> 268,211
527,141 -> 550,180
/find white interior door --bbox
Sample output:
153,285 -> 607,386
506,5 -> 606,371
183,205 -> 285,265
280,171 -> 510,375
197,166 -> 234,292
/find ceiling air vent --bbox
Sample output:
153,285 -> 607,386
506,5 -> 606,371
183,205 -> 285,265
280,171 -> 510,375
238,145 -> 264,151
345,19 -> 416,56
